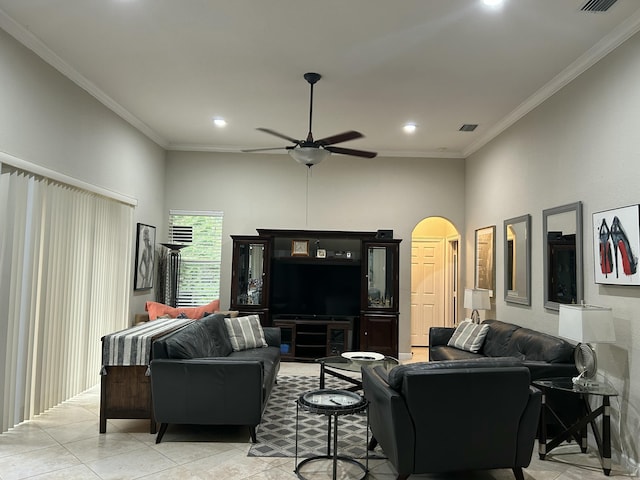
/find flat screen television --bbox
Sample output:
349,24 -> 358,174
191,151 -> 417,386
269,259 -> 361,318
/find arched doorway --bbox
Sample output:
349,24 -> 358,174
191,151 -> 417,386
411,217 -> 460,348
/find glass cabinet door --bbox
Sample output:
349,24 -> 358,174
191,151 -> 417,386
366,245 -> 395,309
236,242 -> 266,306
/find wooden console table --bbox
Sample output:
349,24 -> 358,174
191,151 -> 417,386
99,318 -> 193,433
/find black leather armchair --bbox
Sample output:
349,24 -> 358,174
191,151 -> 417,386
362,358 -> 541,480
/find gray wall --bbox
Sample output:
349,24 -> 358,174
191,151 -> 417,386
466,30 -> 640,471
0,28 -> 166,319
164,150 -> 466,353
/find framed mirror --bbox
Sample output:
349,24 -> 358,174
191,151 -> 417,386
543,202 -> 583,310
475,225 -> 495,297
504,214 -> 531,305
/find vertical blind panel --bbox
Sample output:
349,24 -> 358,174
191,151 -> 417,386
0,166 -> 133,432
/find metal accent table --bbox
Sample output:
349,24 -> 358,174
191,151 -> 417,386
316,355 -> 399,392
533,377 -> 618,476
295,389 -> 368,480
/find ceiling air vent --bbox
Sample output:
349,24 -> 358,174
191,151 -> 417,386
580,0 -> 617,12
459,124 -> 478,132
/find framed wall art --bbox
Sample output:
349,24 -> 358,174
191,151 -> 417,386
475,225 -> 495,297
593,205 -> 640,285
291,239 -> 309,256
134,223 -> 156,290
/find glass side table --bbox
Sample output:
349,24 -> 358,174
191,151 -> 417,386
532,377 -> 618,476
295,389 -> 368,480
316,355 -> 399,392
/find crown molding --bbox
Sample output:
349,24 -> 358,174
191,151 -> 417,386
462,8 -> 640,158
0,8 -> 168,149
167,143 -> 466,159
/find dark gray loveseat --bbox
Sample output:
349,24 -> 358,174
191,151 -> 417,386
429,319 -> 578,380
150,313 -> 280,443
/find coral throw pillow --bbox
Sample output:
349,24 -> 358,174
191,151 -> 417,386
145,299 -> 220,320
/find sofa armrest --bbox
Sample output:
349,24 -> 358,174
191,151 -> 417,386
150,358 -> 264,425
362,366 -> 415,475
429,327 -> 455,347
515,385 -> 542,467
523,361 -> 578,381
263,327 -> 281,348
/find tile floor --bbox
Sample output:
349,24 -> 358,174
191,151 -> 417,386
0,361 -> 624,480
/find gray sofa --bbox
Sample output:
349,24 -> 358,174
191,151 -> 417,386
150,313 -> 280,443
429,319 -> 578,380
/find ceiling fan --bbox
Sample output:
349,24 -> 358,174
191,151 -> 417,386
242,72 -> 377,166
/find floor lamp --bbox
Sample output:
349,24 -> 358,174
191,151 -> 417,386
160,243 -> 187,307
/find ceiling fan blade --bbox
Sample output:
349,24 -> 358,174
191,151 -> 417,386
241,146 -> 288,153
256,128 -> 301,144
316,130 -> 364,146
325,145 -> 378,158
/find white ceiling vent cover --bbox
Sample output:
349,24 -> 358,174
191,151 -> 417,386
580,0 -> 618,12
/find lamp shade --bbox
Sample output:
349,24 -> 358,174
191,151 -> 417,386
463,288 -> 491,311
289,146 -> 331,166
558,304 -> 615,344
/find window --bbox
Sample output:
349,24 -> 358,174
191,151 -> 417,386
168,210 -> 223,307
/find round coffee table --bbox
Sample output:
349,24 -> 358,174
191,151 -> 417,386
295,389 -> 368,480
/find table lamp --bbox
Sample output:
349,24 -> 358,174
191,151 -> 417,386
464,288 -> 491,324
558,304 -> 615,386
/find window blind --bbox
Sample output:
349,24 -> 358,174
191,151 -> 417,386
0,165 -> 133,432
167,210 -> 223,307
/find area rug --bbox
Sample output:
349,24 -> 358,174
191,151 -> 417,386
248,375 -> 384,459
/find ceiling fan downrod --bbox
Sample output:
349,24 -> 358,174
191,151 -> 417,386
304,72 -> 321,143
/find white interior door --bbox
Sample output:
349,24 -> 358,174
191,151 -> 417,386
411,238 -> 445,346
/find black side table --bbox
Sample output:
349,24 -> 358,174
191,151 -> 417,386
533,377 -> 618,476
295,389 -> 368,480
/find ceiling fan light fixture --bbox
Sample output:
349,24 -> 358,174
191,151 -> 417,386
289,147 -> 331,167
403,123 -> 417,134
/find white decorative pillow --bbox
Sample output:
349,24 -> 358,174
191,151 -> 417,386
447,319 -> 489,353
224,315 -> 267,351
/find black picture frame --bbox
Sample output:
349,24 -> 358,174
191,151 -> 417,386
134,223 -> 155,290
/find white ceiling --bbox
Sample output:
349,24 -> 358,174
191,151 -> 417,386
2,0 -> 640,158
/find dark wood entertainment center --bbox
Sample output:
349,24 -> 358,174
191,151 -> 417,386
230,229 -> 401,360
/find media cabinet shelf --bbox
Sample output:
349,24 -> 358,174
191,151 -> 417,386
274,318 -> 352,361
230,229 -> 401,359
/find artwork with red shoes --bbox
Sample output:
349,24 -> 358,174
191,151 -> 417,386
593,205 -> 640,285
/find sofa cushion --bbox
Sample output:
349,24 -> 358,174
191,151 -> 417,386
163,320 -> 214,359
509,327 -> 575,363
224,315 -> 267,351
201,313 -> 234,357
447,320 -> 489,353
481,320 -> 521,357
387,357 -> 523,391
429,345 -> 483,361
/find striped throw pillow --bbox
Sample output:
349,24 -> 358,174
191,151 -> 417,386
224,315 -> 267,351
447,319 -> 489,353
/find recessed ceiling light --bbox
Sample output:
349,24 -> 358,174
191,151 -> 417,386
482,0 -> 504,6
213,117 -> 227,127
403,123 -> 417,134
